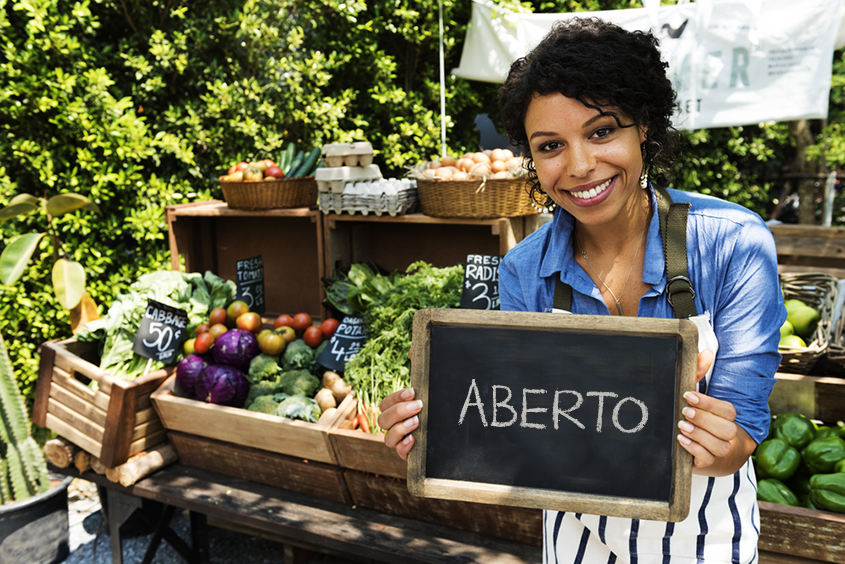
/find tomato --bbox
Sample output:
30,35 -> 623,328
259,332 -> 287,356
208,323 -> 228,340
194,323 -> 210,336
194,332 -> 215,355
227,300 -> 250,324
320,318 -> 340,340
303,326 -> 323,348
275,325 -> 296,343
236,312 -> 263,333
273,314 -> 293,329
234,161 -> 250,172
209,307 -> 228,326
183,338 -> 196,355
291,312 -> 313,332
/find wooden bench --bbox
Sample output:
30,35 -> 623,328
52,463 -> 542,564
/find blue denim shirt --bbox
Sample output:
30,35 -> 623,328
500,187 -> 785,443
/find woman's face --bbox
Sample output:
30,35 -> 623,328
524,93 -> 647,228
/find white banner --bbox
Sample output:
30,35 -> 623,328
453,0 -> 845,129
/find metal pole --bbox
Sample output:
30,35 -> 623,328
439,0 -> 447,158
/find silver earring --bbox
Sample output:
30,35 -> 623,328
640,144 -> 649,189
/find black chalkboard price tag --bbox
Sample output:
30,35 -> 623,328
407,308 -> 698,522
132,299 -> 189,365
316,315 -> 367,373
236,255 -> 265,314
460,254 -> 502,310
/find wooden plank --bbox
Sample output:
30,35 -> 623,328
328,426 -> 407,480
122,463 -> 543,564
99,380 -> 136,467
130,418 -> 163,442
168,431 -> 351,504
759,551 -> 831,564
166,201 -> 317,218
151,376 -> 343,464
33,341 -> 57,427
759,502 -> 845,563
51,342 -> 113,394
47,398 -> 105,440
769,373 -> 845,422
49,382 -> 108,426
134,405 -> 159,426
343,469 -> 543,548
127,429 -> 167,458
45,413 -> 102,458
51,365 -> 110,412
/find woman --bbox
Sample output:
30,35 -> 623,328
379,18 -> 785,563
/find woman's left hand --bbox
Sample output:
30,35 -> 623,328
677,349 -> 757,477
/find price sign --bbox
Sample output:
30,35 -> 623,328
236,255 -> 265,314
460,254 -> 503,310
316,315 -> 367,373
133,299 -> 189,365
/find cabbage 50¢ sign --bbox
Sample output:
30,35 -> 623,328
133,299 -> 189,365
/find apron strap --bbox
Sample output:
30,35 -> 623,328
552,186 -> 698,318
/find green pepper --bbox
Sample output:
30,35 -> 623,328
801,436 -> 845,474
772,412 -> 818,450
787,474 -> 812,497
835,458 -> 845,474
755,437 -> 801,481
815,426 -> 838,440
757,478 -> 800,506
809,473 -> 845,514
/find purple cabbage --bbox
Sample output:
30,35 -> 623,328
212,329 -> 259,371
195,364 -> 250,407
175,354 -> 209,396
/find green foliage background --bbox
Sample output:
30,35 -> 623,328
0,0 -> 834,408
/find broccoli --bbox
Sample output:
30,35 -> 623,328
282,339 -> 316,372
245,380 -> 280,408
276,396 -> 321,423
248,354 -> 282,384
247,395 -> 281,415
278,369 -> 320,397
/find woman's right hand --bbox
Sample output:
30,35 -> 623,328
378,388 -> 423,461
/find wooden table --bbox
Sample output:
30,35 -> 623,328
52,463 -> 542,564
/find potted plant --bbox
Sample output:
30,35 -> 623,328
0,333 -> 72,564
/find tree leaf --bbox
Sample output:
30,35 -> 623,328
0,233 -> 45,285
69,293 -> 100,335
8,194 -> 40,207
52,259 -> 86,310
0,202 -> 38,222
46,194 -> 100,217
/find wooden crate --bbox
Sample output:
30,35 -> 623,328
150,375 -> 354,465
758,502 -> 845,563
323,212 -> 547,276
760,373 -> 845,563
769,224 -> 845,279
33,338 -> 170,468
328,408 -> 407,479
167,431 -> 351,504
343,469 -> 543,547
165,201 -> 327,320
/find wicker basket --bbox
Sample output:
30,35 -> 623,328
778,272 -> 839,375
416,177 -> 539,219
822,279 -> 845,371
220,177 -> 317,210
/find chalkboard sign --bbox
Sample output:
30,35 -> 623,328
133,299 -> 189,365
316,315 -> 367,372
460,254 -> 502,310
236,255 -> 265,314
407,309 -> 698,522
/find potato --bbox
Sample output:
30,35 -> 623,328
322,371 -> 342,389
319,407 -> 338,422
331,379 -> 353,402
315,387 -> 337,411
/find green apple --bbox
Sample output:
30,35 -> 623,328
784,298 -> 808,314
787,305 -> 819,339
779,334 -> 806,348
779,320 -> 794,339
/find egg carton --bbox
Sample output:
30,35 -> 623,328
315,164 -> 383,193
319,178 -> 418,216
321,142 -> 375,168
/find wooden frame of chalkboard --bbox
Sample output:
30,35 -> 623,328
407,308 -> 698,523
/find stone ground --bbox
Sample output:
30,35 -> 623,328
61,478 -> 367,564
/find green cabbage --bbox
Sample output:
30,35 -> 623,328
276,396 -> 321,423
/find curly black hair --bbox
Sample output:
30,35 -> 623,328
498,17 -> 679,208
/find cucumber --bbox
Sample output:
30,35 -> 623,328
292,147 -> 321,178
286,149 -> 305,177
281,142 -> 295,174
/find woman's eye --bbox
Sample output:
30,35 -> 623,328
539,141 -> 561,152
593,127 -> 614,139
